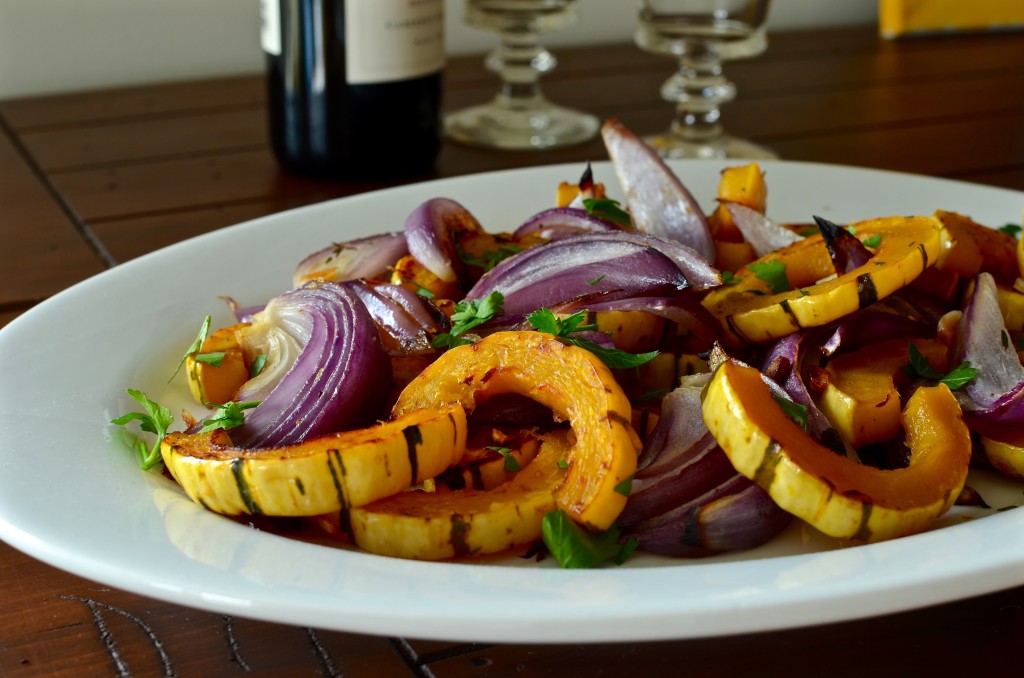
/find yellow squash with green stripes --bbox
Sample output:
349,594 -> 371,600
392,331 -> 640,531
160,406 -> 467,516
702,215 -> 943,344
702,359 -> 970,542
968,417 -> 1024,479
349,432 -> 571,560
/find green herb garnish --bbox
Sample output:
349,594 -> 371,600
460,245 -> 523,271
432,292 -> 505,349
721,271 -> 740,286
527,308 -> 658,369
773,394 -> 808,430
170,315 -> 212,381
541,510 -> 637,568
198,401 -> 261,434
999,223 -> 1022,239
488,446 -> 522,473
901,341 -> 979,389
614,475 -> 633,497
249,354 -> 268,378
747,260 -> 790,294
862,233 -> 882,248
110,388 -> 173,470
586,275 -> 606,286
582,198 -> 632,227
194,352 -> 225,367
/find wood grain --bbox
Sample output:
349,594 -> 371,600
0,124 -> 105,306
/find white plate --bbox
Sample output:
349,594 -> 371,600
2,160 -> 1023,644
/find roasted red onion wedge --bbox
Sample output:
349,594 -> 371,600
230,282 -> 391,448
552,293 -> 722,346
762,330 -> 846,455
465,232 -> 719,321
601,118 -> 715,262
512,207 -> 619,241
724,202 -> 801,257
628,474 -> 791,558
404,198 -> 483,285
342,281 -> 448,355
955,272 -> 1024,423
293,232 -> 408,288
815,215 -> 873,273
618,373 -> 791,555
821,306 -> 932,357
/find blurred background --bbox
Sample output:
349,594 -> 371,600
0,0 -> 878,99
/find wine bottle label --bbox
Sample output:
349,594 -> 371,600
260,0 -> 282,56
345,0 -> 445,84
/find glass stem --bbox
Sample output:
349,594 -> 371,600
486,17 -> 555,111
663,44 -> 736,143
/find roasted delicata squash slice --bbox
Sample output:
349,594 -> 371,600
703,360 -> 970,542
186,324 -> 251,406
702,215 -> 943,344
968,417 -> 1024,479
161,406 -> 468,516
934,210 -> 1019,285
392,331 -> 640,531
349,432 -> 571,560
818,338 -> 948,448
434,432 -> 542,491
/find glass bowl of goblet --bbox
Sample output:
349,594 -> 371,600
636,0 -> 776,159
445,0 -> 600,151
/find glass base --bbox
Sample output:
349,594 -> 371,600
644,132 -> 777,160
446,101 -> 599,150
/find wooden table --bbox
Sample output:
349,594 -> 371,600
2,25 -> 1024,676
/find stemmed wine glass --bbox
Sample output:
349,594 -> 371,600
636,0 -> 776,159
445,0 -> 599,150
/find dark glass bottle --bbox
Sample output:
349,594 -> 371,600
262,0 -> 444,181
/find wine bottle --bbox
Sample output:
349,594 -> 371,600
262,0 -> 445,180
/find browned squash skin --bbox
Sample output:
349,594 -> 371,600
703,360 -> 970,542
349,433 -> 571,560
702,215 -> 943,344
819,338 -> 948,448
392,331 -> 639,531
161,406 -> 467,517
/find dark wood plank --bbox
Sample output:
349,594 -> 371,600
0,542 -> 414,677
46,149 -> 349,222
91,198 -> 312,263
0,309 -> 24,330
21,108 -> 266,172
0,125 -> 105,306
0,76 -> 265,132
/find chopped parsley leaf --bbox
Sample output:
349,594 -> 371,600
541,510 -> 637,568
747,260 -> 790,294
170,315 -> 212,381
862,233 -> 882,248
110,388 -> 173,470
582,198 -> 632,227
527,308 -> 658,369
901,341 -> 979,389
432,292 -> 505,349
198,401 -> 261,434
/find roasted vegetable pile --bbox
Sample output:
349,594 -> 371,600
113,119 -> 1024,567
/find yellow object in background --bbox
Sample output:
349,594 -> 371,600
880,0 -> 1024,38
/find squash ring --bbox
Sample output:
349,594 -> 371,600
702,215 -> 943,344
702,359 -> 970,542
392,331 -> 640,531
